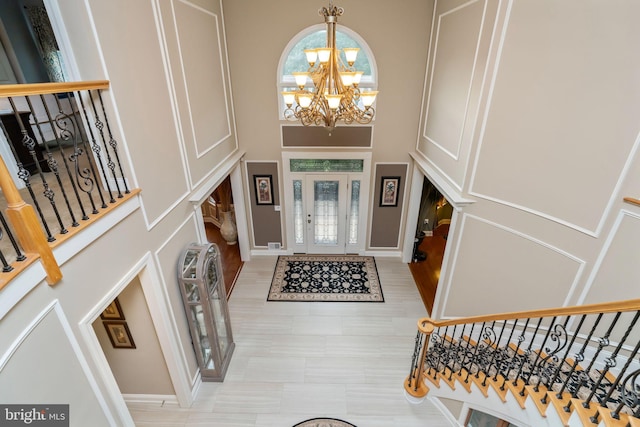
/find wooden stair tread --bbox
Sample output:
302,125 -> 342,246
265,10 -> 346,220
423,369 -> 440,388
438,367 -> 456,390
487,374 -> 509,402
454,368 -> 473,393
570,397 -> 600,426
525,384 -> 550,417
469,371 -> 490,397
597,407 -> 633,427
546,391 -> 574,426
628,415 -> 640,427
504,378 -> 528,409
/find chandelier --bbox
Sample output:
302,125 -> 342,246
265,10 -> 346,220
281,1 -> 378,133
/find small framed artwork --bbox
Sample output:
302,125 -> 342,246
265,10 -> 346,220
254,175 -> 274,205
101,297 -> 124,320
104,321 -> 136,349
380,176 -> 401,207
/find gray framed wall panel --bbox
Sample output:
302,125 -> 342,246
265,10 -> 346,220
370,164 -> 408,248
282,125 -> 372,148
246,162 -> 282,247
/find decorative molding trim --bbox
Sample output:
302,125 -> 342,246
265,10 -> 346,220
189,150 -> 245,204
428,397 -> 463,427
245,160 -> 284,251
173,0 -> 231,158
0,195 -> 142,322
363,250 -> 401,257
423,0 -> 485,161
576,209 -> 640,306
438,213 -> 586,320
122,394 -> 178,405
467,1 -> 640,238
410,152 -> 474,206
0,301 -> 120,425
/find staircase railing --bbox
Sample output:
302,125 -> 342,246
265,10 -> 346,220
0,81 -> 137,289
406,299 -> 640,425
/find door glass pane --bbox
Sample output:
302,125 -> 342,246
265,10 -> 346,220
314,180 -> 339,245
348,180 -> 360,245
293,180 -> 304,244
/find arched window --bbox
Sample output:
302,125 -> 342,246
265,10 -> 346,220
277,24 -> 378,116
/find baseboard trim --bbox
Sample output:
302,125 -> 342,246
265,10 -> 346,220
122,394 -> 178,405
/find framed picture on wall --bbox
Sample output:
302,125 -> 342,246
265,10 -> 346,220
379,176 -> 400,207
254,175 -> 274,205
100,297 -> 124,320
104,321 -> 136,349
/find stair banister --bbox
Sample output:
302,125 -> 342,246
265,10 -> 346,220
406,298 -> 640,407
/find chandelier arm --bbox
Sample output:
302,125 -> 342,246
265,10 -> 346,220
283,2 -> 377,130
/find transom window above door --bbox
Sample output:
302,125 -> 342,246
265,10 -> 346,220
277,24 -> 378,115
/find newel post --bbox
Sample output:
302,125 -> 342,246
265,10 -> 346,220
404,317 -> 435,403
0,156 -> 62,284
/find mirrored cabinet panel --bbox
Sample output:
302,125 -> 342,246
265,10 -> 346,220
178,243 -> 234,381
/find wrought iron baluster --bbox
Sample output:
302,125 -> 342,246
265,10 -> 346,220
467,322 -> 486,382
542,314 -> 586,404
562,313 -> 605,412
447,325 -> 459,380
514,317 -> 543,394
499,319 -> 520,390
0,211 -> 26,264
535,316 -> 570,399
476,321 -> 497,381
585,311 -> 640,423
65,92 -> 99,214
3,98 -> 55,241
97,90 -> 129,195
88,91 -> 115,203
432,326 -> 448,379
76,91 -> 108,210
462,322 -> 477,382
39,94 -> 80,227
407,329 -> 424,389
571,312 -> 621,406
604,334 -> 640,419
612,367 -> 640,420
482,320 -> 506,387
52,93 -> 91,220
23,95 -> 68,235
528,316 -> 558,393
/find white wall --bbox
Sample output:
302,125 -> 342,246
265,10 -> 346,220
417,0 -> 640,318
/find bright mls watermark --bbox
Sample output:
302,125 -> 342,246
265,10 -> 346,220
0,405 -> 68,426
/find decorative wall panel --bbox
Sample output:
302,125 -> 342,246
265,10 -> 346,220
423,0 -> 484,160
442,214 -> 583,317
470,0 -> 640,235
174,0 -> 230,155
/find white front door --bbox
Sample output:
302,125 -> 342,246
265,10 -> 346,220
305,174 -> 348,254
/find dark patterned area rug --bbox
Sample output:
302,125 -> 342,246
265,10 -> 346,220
268,255 -> 384,302
293,418 -> 357,427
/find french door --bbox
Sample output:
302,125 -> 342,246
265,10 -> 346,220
305,175 -> 348,254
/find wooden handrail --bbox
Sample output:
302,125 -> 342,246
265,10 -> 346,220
0,80 -> 109,97
418,298 -> 640,331
624,197 -> 640,207
0,156 -> 61,285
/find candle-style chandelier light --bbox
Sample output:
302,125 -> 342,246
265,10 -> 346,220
281,1 -> 378,132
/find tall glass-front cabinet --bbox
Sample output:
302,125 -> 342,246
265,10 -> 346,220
178,243 -> 234,381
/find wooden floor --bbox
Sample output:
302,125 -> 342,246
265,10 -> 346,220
407,226 -> 448,315
204,222 -> 243,299
127,256 -> 451,426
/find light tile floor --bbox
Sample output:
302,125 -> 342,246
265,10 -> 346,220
128,256 -> 453,427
